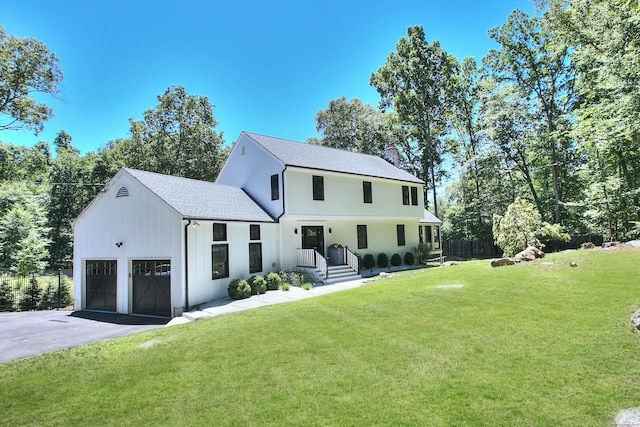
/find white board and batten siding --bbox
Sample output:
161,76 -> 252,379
186,221 -> 280,304
216,133 -> 285,219
73,170 -> 183,316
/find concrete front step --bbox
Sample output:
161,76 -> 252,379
326,264 -> 361,283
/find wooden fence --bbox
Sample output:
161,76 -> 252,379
443,235 -> 604,259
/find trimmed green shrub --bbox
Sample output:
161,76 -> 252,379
265,272 -> 281,290
228,279 -> 251,300
301,283 -> 312,290
391,253 -> 402,266
362,254 -> 375,269
248,276 -> 267,295
18,276 -> 41,311
39,282 -> 58,310
282,282 -> 290,291
0,279 -> 15,311
377,253 -> 389,268
39,280 -> 72,310
404,251 -> 415,265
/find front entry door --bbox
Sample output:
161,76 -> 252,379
301,226 -> 325,256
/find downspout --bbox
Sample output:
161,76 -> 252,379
183,219 -> 190,313
277,166 -> 287,220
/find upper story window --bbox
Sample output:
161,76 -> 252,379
213,223 -> 227,241
271,174 -> 279,200
313,175 -> 324,201
411,187 -> 419,206
363,181 -> 372,204
250,224 -> 261,240
402,186 -> 410,205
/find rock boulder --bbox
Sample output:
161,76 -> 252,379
580,242 -> 595,250
491,257 -> 515,267
514,246 -> 545,263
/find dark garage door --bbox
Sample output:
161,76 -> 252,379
86,260 -> 117,312
132,260 -> 171,317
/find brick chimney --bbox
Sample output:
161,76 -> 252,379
384,144 -> 400,167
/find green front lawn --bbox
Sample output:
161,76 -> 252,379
2,249 -> 640,426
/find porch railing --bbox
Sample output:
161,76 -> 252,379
297,248 -> 328,280
345,248 -> 359,273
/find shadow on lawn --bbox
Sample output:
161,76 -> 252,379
71,311 -> 169,326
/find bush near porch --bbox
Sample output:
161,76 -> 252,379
2,248 -> 640,426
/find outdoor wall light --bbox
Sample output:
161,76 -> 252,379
294,228 -> 298,234
192,221 -> 200,227
115,242 -> 123,248
329,228 -> 332,233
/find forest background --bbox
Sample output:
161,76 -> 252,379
0,0 -> 638,273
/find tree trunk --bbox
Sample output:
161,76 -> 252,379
548,121 -> 561,224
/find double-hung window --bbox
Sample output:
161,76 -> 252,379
363,181 -> 372,204
357,225 -> 368,249
313,175 -> 324,201
397,224 -> 406,246
249,224 -> 262,273
271,174 -> 279,200
402,186 -> 410,205
212,223 -> 229,279
411,187 -> 419,206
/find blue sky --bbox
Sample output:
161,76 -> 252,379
1,0 -> 535,154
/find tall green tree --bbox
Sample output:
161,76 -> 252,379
445,57 -> 503,247
486,9 -> 576,225
0,182 -> 50,273
311,96 -> 395,155
370,26 -> 457,217
0,25 -> 63,134
89,138 -> 129,185
124,85 -> 226,181
0,140 -> 51,182
478,78 -> 543,213
547,0 -> 640,239
46,131 -> 96,268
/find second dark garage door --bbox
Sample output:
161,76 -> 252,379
132,260 -> 171,317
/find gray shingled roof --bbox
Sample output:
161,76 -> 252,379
244,132 -> 424,184
125,168 -> 274,222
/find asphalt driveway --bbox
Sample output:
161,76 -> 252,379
0,310 -> 168,362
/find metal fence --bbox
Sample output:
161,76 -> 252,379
0,269 -> 72,312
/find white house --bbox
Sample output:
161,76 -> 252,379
73,131 -> 441,317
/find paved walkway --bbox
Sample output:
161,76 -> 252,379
168,276 -> 374,326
